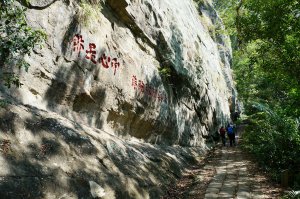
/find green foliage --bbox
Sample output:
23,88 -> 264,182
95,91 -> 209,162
0,0 -> 46,88
193,0 -> 204,3
242,106 -> 300,171
233,0 -> 300,117
0,99 -> 9,108
3,72 -> 23,88
158,66 -> 171,77
78,0 -> 103,27
214,0 -> 300,188
213,0 -> 240,48
282,190 -> 300,199
214,0 -> 300,115
242,104 -> 300,189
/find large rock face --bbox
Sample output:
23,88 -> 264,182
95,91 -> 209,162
11,0 -> 234,146
0,0 -> 237,198
3,0 -> 235,146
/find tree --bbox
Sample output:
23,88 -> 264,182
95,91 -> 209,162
0,0 -> 46,88
214,0 -> 300,116
214,0 -> 300,185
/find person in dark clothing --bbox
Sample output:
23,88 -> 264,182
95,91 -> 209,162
219,126 -> 226,146
226,123 -> 235,146
233,112 -> 240,122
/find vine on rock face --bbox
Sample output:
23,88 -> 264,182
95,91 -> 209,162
0,0 -> 46,88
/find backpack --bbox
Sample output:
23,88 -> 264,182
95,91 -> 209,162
220,128 -> 226,136
227,126 -> 234,134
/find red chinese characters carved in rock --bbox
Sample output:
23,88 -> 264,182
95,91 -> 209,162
151,87 -> 158,98
131,75 -> 167,103
71,34 -> 122,75
132,75 -> 137,90
72,34 -> 84,56
138,80 -> 145,92
100,55 -> 121,75
145,85 -> 152,96
85,43 -> 97,64
157,92 -> 165,102
100,54 -> 111,68
111,58 -> 120,75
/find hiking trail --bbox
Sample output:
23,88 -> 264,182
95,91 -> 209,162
163,125 -> 282,199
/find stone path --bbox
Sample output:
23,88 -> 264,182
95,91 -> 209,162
204,147 -> 270,199
164,127 -> 282,199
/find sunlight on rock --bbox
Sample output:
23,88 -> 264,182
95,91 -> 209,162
89,181 -> 106,198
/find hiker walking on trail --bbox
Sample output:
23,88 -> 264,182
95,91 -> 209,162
226,123 -> 235,146
219,126 -> 226,146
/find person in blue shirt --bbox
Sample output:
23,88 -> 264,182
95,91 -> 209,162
226,123 -> 235,146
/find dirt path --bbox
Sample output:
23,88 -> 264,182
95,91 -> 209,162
163,125 -> 283,199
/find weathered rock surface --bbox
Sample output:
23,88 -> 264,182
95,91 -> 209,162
0,0 -> 237,198
2,0 -> 236,145
0,103 -> 207,198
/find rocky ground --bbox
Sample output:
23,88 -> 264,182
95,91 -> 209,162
163,127 -> 283,199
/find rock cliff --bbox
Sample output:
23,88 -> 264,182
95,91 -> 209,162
0,0 -> 237,198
